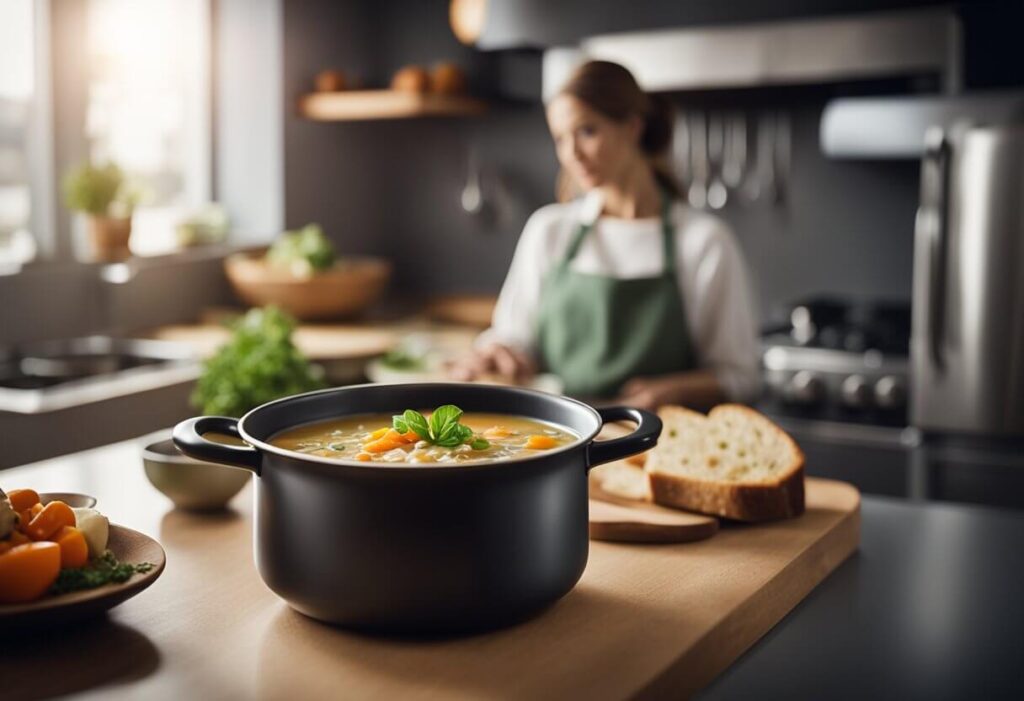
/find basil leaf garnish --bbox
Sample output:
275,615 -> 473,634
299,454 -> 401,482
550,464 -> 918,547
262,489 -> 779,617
429,405 -> 463,440
404,409 -> 431,440
393,405 -> 487,451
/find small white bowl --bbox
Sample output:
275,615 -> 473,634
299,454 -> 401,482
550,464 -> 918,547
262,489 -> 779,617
142,439 -> 250,511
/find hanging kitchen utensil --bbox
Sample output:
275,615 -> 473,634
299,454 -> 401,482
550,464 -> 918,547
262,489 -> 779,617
688,111 -> 708,210
461,142 -> 484,215
706,112 -> 728,210
673,110 -> 691,192
740,112 -> 763,205
773,110 -> 791,206
722,112 -> 746,190
753,111 -> 777,205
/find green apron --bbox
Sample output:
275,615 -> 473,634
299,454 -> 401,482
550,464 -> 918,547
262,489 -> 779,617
537,193 -> 696,398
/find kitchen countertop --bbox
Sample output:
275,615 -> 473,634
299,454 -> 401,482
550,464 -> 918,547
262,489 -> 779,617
699,495 -> 1024,700
2,436 -> 1023,700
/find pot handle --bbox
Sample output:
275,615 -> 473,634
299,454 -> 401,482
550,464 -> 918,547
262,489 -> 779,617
172,417 -> 261,475
587,406 -> 662,470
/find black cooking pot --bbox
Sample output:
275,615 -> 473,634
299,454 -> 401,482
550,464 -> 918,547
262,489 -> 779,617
173,383 -> 660,634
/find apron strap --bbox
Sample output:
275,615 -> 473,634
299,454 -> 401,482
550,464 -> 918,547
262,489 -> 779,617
560,189 -> 676,270
559,219 -> 593,269
660,191 -> 676,275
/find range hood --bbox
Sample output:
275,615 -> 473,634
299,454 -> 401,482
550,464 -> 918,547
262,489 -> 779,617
542,8 -> 958,99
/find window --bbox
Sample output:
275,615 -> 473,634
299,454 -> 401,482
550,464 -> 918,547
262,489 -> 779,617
84,0 -> 212,256
0,0 -> 40,270
0,0 -> 213,269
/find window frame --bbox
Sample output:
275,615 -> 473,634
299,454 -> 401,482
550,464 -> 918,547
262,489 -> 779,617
32,0 -> 214,265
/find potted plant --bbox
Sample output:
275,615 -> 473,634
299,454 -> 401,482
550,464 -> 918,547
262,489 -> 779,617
63,162 -> 136,261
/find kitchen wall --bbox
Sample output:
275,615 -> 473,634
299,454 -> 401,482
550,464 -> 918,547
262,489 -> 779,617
282,0 -> 554,296
281,0 -> 923,319
0,250 -> 237,346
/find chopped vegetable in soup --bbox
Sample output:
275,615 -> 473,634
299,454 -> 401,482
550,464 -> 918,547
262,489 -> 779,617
270,405 -> 577,465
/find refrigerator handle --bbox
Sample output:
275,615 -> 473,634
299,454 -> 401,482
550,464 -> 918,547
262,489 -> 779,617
917,127 -> 950,371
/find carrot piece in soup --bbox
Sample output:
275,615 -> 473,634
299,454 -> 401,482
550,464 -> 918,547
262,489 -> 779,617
52,526 -> 90,569
7,489 -> 40,512
0,542 -> 61,603
525,435 -> 557,450
364,429 -> 407,453
25,501 -> 76,541
356,452 -> 372,462
368,427 -> 390,441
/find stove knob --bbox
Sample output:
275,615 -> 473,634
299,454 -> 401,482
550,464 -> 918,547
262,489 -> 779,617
874,375 -> 906,410
787,370 -> 824,405
840,374 -> 871,408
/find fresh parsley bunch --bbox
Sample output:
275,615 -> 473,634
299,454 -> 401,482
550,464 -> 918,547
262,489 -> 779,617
393,405 -> 489,450
191,306 -> 326,418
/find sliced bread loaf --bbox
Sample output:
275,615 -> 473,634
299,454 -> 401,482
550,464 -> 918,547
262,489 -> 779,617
590,459 -> 652,502
645,404 -> 805,521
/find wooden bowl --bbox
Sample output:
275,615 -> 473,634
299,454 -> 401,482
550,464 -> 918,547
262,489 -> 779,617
224,252 -> 392,320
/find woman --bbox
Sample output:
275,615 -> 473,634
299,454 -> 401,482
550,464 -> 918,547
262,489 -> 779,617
451,61 -> 760,410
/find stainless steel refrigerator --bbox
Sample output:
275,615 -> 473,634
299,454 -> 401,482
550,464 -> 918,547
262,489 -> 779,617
912,123 -> 1024,437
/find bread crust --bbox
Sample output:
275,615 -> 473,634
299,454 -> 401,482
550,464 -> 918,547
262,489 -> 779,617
648,466 -> 805,521
645,404 -> 806,522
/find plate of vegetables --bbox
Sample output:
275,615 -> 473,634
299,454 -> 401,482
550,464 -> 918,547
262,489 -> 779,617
0,487 -> 165,628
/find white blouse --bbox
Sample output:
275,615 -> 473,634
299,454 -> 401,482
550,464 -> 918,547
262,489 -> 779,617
477,190 -> 762,402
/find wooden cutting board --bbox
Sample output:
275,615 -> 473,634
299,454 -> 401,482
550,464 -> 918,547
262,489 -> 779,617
147,323 -> 399,360
424,294 -> 497,328
588,461 -> 719,543
588,497 -> 719,543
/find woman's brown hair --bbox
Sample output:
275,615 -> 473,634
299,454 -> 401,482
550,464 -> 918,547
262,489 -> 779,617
553,60 -> 680,203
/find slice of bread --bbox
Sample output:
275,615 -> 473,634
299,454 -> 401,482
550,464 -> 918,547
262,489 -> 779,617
645,404 -> 805,521
590,460 -> 652,502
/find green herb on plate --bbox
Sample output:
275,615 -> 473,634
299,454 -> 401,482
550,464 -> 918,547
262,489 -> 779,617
50,551 -> 154,595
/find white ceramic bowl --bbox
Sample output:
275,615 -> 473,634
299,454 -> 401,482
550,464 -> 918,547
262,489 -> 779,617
142,439 -> 250,511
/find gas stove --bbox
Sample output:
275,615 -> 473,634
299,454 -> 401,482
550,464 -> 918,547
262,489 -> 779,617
759,298 -> 910,426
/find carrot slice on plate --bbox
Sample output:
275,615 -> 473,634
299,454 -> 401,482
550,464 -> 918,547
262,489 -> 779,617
52,526 -> 90,569
25,501 -> 76,541
0,541 -> 61,603
7,489 -> 40,512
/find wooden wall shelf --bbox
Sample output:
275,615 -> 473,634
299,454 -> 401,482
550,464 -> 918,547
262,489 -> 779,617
299,90 -> 487,121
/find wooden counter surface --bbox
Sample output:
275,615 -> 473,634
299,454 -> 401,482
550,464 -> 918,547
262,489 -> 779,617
0,434 -> 858,700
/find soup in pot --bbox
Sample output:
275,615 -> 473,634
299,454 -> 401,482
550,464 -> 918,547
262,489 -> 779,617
269,406 -> 578,465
